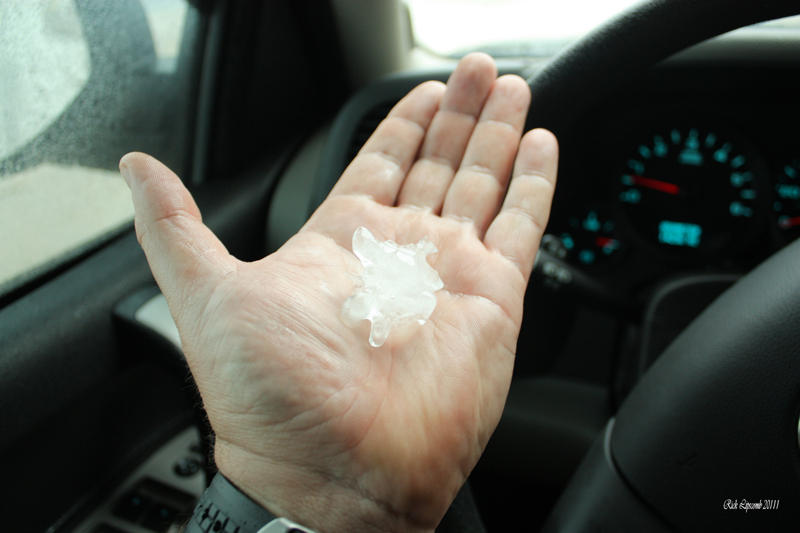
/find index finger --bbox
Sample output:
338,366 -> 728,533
483,128 -> 559,282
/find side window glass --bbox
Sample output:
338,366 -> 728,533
0,0 -> 201,295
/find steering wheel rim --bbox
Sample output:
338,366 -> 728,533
530,1 -> 800,530
527,0 -> 800,134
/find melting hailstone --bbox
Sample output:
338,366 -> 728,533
342,226 -> 444,347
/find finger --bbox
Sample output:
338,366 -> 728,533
328,80 -> 445,205
441,75 -> 531,236
119,152 -> 235,308
397,52 -> 496,212
484,129 -> 559,282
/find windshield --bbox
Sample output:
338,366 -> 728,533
406,0 -> 800,58
405,0 -> 641,57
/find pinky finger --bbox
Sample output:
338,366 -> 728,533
483,128 -> 558,283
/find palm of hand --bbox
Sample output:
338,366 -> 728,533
200,197 -> 523,523
121,54 -> 558,532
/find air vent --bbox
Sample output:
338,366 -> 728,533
346,101 -> 396,167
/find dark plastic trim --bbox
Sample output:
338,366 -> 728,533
542,419 -> 671,533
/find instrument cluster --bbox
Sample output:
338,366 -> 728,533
544,108 -> 800,291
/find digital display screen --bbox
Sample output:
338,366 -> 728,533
658,220 -> 702,248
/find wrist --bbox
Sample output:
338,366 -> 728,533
214,438 -> 436,533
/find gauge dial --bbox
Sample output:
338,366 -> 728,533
544,208 -> 622,268
773,160 -> 800,243
618,127 -> 763,256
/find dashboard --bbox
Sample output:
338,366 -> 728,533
546,64 -> 800,297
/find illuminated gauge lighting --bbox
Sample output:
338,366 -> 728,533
658,220 -> 702,248
773,159 -> 800,242
618,127 -> 761,255
544,209 -> 622,267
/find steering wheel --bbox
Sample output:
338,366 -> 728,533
530,1 -> 800,531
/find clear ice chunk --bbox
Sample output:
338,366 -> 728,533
342,226 -> 444,347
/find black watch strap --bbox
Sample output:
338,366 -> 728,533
186,472 -> 316,533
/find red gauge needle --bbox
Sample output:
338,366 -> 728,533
779,216 -> 800,229
631,175 -> 681,195
595,237 -> 618,248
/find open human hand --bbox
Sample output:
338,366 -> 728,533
120,53 -> 558,532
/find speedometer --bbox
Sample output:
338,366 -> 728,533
617,126 -> 765,257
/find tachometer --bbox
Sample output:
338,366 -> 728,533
542,208 -> 623,268
618,127 -> 764,256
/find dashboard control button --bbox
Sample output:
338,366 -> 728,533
174,456 -> 202,477
113,490 -> 152,523
142,502 -> 181,532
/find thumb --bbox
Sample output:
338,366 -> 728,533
119,152 -> 236,313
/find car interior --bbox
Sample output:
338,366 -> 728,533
3,0 -> 800,531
